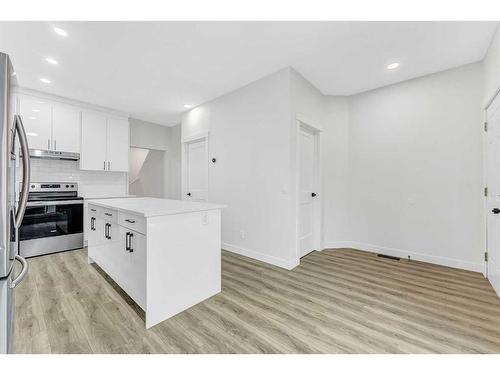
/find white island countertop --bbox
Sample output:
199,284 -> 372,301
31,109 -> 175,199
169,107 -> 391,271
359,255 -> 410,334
87,197 -> 226,217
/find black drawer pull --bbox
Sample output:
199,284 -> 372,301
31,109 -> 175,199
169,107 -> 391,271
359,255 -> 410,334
104,212 -> 112,217
90,208 -> 96,212
125,219 -> 136,223
125,232 -> 134,252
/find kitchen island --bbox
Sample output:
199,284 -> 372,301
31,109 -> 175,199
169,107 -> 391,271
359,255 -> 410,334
86,197 -> 226,328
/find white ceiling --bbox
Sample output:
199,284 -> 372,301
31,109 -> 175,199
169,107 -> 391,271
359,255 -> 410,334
0,21 -> 497,126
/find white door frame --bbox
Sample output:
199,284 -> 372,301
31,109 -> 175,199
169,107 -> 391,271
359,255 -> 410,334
295,116 -> 322,260
181,131 -> 209,201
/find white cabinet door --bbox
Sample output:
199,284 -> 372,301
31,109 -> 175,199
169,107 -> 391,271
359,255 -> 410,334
124,228 -> 146,308
81,111 -> 107,171
52,103 -> 81,153
106,117 -> 129,172
18,95 -> 52,151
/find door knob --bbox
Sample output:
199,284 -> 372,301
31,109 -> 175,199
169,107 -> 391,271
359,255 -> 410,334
493,208 -> 500,214
187,192 -> 191,196
311,192 -> 317,197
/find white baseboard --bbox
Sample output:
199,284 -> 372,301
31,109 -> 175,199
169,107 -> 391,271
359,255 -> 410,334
322,241 -> 353,250
222,243 -> 299,270
323,241 -> 483,273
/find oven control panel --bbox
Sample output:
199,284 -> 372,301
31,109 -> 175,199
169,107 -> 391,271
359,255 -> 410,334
27,182 -> 78,192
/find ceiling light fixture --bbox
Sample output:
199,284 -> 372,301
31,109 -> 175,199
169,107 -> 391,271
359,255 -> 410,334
53,27 -> 68,37
26,132 -> 38,137
183,104 -> 193,109
28,117 -> 37,120
45,57 -> 59,65
386,62 -> 400,70
32,109 -> 40,113
39,78 -> 51,84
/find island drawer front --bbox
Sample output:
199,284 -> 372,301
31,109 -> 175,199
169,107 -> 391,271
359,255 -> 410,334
118,212 -> 146,234
89,204 -> 118,223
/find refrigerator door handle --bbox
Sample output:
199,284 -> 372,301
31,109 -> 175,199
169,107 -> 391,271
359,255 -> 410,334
14,115 -> 31,228
10,255 -> 28,289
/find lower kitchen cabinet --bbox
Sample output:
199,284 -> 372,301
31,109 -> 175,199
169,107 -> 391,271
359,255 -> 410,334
86,199 -> 224,328
87,210 -> 145,309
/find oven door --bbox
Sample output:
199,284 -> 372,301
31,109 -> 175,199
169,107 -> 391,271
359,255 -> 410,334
19,200 -> 83,258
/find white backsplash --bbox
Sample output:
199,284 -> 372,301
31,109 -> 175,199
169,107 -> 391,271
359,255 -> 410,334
22,158 -> 128,199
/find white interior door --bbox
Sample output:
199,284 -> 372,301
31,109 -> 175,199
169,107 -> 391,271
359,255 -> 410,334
486,94 -> 500,296
299,125 -> 319,257
185,138 -> 208,202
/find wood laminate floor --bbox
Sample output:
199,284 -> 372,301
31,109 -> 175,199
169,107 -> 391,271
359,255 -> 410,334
14,247 -> 500,353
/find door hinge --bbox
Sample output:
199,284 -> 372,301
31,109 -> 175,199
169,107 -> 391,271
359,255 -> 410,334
485,252 -> 488,262
485,187 -> 488,197
485,122 -> 488,132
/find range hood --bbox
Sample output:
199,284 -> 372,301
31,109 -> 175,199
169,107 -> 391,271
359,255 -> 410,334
28,149 -> 80,161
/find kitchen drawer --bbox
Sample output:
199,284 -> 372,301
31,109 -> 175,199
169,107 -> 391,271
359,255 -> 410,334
118,211 -> 146,234
88,204 -> 117,223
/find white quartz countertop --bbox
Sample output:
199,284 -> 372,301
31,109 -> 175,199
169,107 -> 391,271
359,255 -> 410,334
87,197 -> 226,217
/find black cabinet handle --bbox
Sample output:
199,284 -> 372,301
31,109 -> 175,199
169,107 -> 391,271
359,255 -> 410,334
91,217 -> 95,231
125,232 -> 134,252
125,232 -> 130,251
104,223 -> 112,239
311,192 -> 317,197
493,208 -> 500,214
187,192 -> 191,196
125,219 -> 135,223
129,233 -> 134,253
104,212 -> 112,217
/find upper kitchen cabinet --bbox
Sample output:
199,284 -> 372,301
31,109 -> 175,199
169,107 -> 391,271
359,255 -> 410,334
80,110 -> 129,172
17,94 -> 81,153
18,95 -> 52,151
106,117 -> 129,172
80,111 -> 107,171
52,103 -> 81,153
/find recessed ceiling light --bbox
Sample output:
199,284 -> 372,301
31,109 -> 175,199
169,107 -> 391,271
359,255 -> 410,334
53,27 -> 68,37
45,57 -> 59,65
28,117 -> 37,120
386,62 -> 400,70
183,104 -> 193,109
26,132 -> 38,137
11,72 -> 16,76
39,78 -> 51,84
32,109 -> 40,113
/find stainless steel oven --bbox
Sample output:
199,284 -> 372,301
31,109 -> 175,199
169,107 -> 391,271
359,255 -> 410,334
19,182 -> 83,258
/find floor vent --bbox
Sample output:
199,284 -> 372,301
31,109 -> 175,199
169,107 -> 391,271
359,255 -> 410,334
377,254 -> 401,261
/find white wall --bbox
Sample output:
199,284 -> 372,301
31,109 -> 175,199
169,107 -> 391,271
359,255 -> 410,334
129,118 -> 169,151
166,124 -> 182,199
484,24 -> 500,105
129,148 -> 165,198
183,63 -> 485,273
129,118 -> 181,199
345,63 -> 484,271
182,68 -> 298,269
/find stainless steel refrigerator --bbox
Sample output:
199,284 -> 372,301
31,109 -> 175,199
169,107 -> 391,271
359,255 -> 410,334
0,52 -> 31,354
